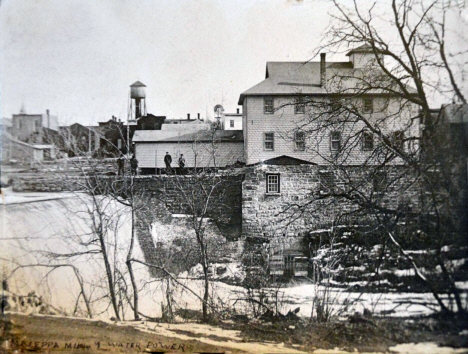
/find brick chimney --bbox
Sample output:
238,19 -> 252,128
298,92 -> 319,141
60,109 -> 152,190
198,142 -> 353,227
236,108 -> 240,114
320,53 -> 326,87
197,113 -> 200,120
187,113 -> 190,120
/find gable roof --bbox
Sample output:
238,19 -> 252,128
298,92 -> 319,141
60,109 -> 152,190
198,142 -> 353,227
133,129 -> 243,143
238,58 -> 417,104
251,155 -> 316,166
239,62 -> 336,104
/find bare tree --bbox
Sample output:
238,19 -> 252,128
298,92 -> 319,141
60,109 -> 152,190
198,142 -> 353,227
281,0 -> 467,315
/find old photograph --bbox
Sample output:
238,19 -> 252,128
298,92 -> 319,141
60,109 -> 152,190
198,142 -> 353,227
1,0 -> 467,353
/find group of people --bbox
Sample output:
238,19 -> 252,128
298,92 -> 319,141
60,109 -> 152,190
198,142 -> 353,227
117,154 -> 138,176
117,152 -> 185,176
164,152 -> 185,174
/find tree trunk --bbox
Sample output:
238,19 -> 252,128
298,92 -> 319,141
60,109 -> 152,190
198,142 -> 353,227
126,206 -> 140,320
98,229 -> 121,320
73,267 -> 92,318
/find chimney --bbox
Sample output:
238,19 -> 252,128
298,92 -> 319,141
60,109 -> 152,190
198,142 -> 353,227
320,53 -> 326,87
46,109 -> 50,128
187,113 -> 190,120
236,108 -> 240,114
197,113 -> 200,120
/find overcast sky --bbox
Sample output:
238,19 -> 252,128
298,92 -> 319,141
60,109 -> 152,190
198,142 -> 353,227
1,1 -> 466,126
0,0 -> 338,125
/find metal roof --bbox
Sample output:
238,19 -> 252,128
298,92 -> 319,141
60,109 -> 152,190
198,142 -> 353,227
133,129 -> 243,143
346,44 -> 375,56
130,81 -> 146,87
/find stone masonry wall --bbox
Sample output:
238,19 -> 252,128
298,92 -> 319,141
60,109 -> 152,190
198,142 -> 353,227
131,175 -> 243,275
242,163 -> 420,253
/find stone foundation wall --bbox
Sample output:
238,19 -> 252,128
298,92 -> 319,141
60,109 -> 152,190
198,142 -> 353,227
242,164 -> 420,253
130,175 -> 243,274
11,173 -> 85,192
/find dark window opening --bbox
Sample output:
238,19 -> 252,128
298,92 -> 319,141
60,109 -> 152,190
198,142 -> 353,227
363,98 -> 373,113
362,130 -> 374,151
390,130 -> 405,150
330,131 -> 341,151
373,171 -> 387,194
295,131 -> 305,151
264,132 -> 274,150
264,97 -> 274,114
319,171 -> 335,194
295,96 -> 305,114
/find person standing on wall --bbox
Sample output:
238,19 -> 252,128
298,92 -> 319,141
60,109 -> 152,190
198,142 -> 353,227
164,152 -> 172,174
117,154 -> 125,176
178,154 -> 186,175
130,154 -> 138,176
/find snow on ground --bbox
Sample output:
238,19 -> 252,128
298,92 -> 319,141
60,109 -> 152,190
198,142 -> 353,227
2,193 -> 468,353
388,343 -> 468,354
1,193 -> 467,321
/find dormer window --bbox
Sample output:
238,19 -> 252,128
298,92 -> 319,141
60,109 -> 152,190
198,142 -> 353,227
264,97 -> 274,114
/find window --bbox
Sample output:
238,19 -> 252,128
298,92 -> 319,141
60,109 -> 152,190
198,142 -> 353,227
363,98 -> 373,113
390,130 -> 405,150
373,171 -> 387,194
362,130 -> 374,151
264,132 -> 274,150
294,96 -> 305,114
35,120 -> 41,129
266,174 -> 280,193
295,131 -> 305,151
230,119 -> 235,128
330,97 -> 342,112
330,131 -> 341,151
264,97 -> 274,114
319,171 -> 335,194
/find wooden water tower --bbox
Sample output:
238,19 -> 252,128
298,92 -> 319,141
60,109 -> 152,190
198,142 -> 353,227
128,81 -> 147,120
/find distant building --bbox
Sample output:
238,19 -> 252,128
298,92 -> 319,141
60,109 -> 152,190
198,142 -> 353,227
427,104 -> 468,236
11,109 -> 58,143
57,123 -> 102,156
2,131 -> 56,164
164,114 -> 205,126
222,109 -> 242,130
133,129 -> 244,174
95,114 -> 166,156
0,118 -> 12,135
